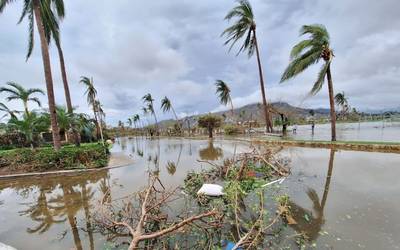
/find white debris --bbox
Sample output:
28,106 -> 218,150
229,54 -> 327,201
0,242 -> 17,250
261,177 -> 286,187
197,184 -> 224,196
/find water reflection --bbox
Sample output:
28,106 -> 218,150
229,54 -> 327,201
198,140 -> 223,161
0,170 -> 110,250
286,149 -> 335,241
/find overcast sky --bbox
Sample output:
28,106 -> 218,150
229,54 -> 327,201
0,0 -> 399,125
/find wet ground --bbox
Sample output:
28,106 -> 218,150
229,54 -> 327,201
0,137 -> 399,249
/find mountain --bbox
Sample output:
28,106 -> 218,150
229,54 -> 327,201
157,102 -> 330,128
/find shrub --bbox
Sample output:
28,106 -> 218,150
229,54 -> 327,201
223,125 -> 240,135
0,143 -> 109,172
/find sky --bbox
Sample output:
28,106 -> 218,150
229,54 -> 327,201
0,0 -> 399,125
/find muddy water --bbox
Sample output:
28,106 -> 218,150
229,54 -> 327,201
284,121 -> 400,142
0,137 -> 399,249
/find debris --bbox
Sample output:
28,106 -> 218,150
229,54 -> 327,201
262,177 -> 286,187
197,184 -> 224,196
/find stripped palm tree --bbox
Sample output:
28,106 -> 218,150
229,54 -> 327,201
161,96 -> 181,132
222,0 -> 272,132
0,82 -> 44,115
0,102 -> 20,120
281,24 -> 337,141
0,0 -> 63,149
215,80 -> 234,116
133,114 -> 140,129
335,92 -> 349,119
142,93 -> 158,133
80,76 -> 104,143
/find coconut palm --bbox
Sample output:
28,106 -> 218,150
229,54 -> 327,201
0,82 -> 44,115
221,0 -> 272,132
127,118 -> 133,128
133,114 -> 140,128
335,92 -> 350,119
142,93 -> 158,132
161,96 -> 181,131
0,102 -> 19,120
215,80 -> 234,115
0,0 -> 63,149
80,76 -> 103,142
280,24 -> 337,141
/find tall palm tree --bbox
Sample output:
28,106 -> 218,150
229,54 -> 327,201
222,0 -> 272,132
0,82 -> 44,115
161,96 -> 181,131
0,0 -> 63,149
127,118 -> 133,128
142,93 -> 158,132
280,24 -> 337,141
133,114 -> 140,128
0,102 -> 19,120
80,76 -> 104,142
215,80 -> 234,115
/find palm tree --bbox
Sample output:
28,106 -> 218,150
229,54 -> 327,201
133,114 -> 140,127
0,82 -> 44,115
142,93 -> 158,132
161,96 -> 181,131
334,92 -> 349,118
0,0 -> 63,149
215,80 -> 234,115
0,102 -> 19,120
280,24 -> 337,141
127,118 -> 133,128
80,76 -> 104,142
222,0 -> 272,132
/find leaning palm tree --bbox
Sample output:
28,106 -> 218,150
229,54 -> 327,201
127,118 -> 133,128
221,0 -> 272,132
142,93 -> 158,132
0,102 -> 20,120
335,92 -> 349,119
0,82 -> 44,115
80,76 -> 104,142
215,80 -> 234,115
133,114 -> 140,128
0,0 -> 63,149
161,96 -> 181,131
280,24 -> 337,141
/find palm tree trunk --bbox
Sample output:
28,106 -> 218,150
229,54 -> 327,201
92,106 -> 100,140
23,101 -> 29,115
253,31 -> 273,133
326,65 -> 337,141
56,41 -> 80,146
171,106 -> 183,133
33,0 -> 61,150
153,113 -> 159,135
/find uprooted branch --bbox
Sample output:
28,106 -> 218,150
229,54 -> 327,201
96,173 -> 221,249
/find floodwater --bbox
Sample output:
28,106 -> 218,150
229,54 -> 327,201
0,137 -> 399,249
283,121 -> 400,142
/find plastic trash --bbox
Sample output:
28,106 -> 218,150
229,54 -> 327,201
0,242 -> 17,250
261,177 -> 286,187
221,240 -> 243,250
197,184 -> 224,196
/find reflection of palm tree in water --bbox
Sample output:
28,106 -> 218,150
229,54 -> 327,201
19,187 -> 66,234
287,149 -> 335,241
166,142 -> 183,175
199,140 -> 223,161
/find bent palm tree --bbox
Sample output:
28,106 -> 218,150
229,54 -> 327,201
215,80 -> 234,115
142,93 -> 158,132
222,0 -> 272,132
335,92 -> 349,119
0,82 -> 44,115
80,76 -> 103,142
161,96 -> 181,131
281,24 -> 337,141
0,0 -> 63,149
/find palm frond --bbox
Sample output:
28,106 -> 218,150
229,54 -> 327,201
280,48 -> 321,82
215,80 -> 231,105
310,62 -> 329,95
161,96 -> 171,113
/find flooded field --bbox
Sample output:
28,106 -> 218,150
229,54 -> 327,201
283,121 -> 400,142
0,137 -> 399,249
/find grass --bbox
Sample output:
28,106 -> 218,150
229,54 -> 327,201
0,143 -> 110,174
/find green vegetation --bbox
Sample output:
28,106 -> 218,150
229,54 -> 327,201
197,114 -> 222,138
223,124 -> 240,135
0,143 -> 109,173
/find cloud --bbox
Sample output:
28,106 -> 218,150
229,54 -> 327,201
0,0 -> 399,125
